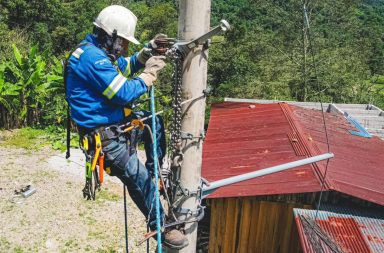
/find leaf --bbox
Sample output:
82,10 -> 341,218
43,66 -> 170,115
47,75 -> 63,81
12,44 -> 23,67
29,45 -> 38,62
3,83 -> 21,96
20,105 -> 27,120
27,70 -> 40,85
0,97 -> 11,111
36,59 -> 46,73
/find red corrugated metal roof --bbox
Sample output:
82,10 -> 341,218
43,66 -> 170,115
294,207 -> 384,253
201,102 -> 384,205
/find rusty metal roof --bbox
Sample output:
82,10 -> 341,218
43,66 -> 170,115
201,102 -> 384,205
294,207 -> 384,253
225,98 -> 384,139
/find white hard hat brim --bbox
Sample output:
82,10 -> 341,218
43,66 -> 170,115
123,35 -> 140,45
93,22 -> 141,45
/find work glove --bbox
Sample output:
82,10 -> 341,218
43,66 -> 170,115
138,56 -> 166,87
137,47 -> 152,64
137,33 -> 169,64
149,33 -> 169,50
137,33 -> 172,64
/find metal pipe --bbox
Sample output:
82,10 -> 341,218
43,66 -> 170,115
202,153 -> 334,198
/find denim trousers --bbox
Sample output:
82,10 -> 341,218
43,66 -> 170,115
101,110 -> 166,230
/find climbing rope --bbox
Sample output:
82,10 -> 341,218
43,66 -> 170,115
150,86 -> 163,253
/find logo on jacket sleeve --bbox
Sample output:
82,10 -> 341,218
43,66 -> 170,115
95,59 -> 110,66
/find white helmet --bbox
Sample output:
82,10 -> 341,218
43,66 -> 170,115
93,5 -> 140,45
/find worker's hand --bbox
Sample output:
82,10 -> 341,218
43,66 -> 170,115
150,33 -> 172,56
149,33 -> 169,49
138,34 -> 169,64
137,47 -> 152,64
138,56 -> 166,87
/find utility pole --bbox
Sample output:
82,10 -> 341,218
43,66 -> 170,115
168,1 -> 211,252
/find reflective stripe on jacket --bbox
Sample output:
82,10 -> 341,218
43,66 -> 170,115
66,34 -> 147,129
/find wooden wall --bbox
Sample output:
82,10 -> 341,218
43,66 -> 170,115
207,197 -> 312,253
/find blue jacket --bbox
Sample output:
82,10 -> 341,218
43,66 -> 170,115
65,34 -> 148,129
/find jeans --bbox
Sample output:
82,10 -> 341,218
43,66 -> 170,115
101,110 -> 166,230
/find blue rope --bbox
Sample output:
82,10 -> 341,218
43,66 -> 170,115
150,86 -> 162,253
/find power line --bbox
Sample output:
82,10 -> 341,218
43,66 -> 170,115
302,1 -> 333,250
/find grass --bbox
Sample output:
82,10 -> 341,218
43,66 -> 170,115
32,170 -> 58,180
1,128 -> 48,150
86,216 -> 97,226
96,248 -> 118,253
96,188 -> 121,202
88,230 -> 103,239
0,237 -> 11,251
14,246 -> 24,253
64,239 -> 79,248
0,127 -> 79,151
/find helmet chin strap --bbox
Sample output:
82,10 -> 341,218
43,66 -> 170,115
111,37 -> 125,60
107,29 -> 119,62
94,27 -> 123,62
108,29 -> 117,62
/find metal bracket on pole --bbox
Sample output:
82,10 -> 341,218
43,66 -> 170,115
169,19 -> 231,59
180,130 -> 205,141
201,153 -> 334,199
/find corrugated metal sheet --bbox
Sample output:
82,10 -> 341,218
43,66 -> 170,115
291,105 -> 384,206
293,207 -> 384,253
201,102 -> 384,205
202,102 -> 322,198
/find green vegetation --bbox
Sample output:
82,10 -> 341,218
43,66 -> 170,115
0,0 -> 383,138
95,188 -> 121,202
208,0 -> 384,108
96,248 -> 118,253
0,44 -> 63,129
64,239 -> 79,248
13,246 -> 25,253
1,128 -> 48,149
0,127 -> 78,151
0,236 -> 11,251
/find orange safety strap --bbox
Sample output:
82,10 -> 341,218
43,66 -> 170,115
123,119 -> 145,132
98,153 -> 104,184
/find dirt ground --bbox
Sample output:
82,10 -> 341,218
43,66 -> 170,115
0,132 -> 156,252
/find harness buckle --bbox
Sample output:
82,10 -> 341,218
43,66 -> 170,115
91,133 -> 102,172
122,119 -> 145,133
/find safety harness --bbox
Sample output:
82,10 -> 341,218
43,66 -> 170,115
80,132 -> 103,200
63,43 -> 89,159
77,122 -> 150,201
78,119 -> 146,200
63,43 -> 142,201
63,42 -> 104,200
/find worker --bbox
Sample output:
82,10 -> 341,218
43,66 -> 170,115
64,5 -> 188,250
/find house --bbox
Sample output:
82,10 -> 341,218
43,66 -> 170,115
200,100 -> 384,252
224,98 -> 384,139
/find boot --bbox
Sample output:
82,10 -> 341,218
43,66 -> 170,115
163,229 -> 189,249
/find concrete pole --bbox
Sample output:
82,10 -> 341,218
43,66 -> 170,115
168,1 -> 210,252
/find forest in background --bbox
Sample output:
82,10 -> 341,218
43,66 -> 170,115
1,0 -> 384,130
